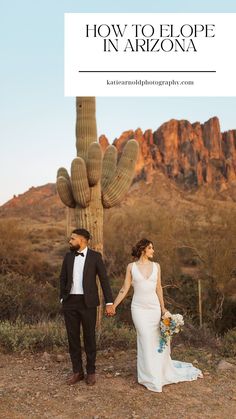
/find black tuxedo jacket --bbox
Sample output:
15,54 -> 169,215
59,248 -> 113,307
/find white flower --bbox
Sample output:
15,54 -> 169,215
172,314 -> 184,326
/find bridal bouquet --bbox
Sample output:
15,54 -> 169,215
157,312 -> 184,353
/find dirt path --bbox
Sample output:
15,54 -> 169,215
0,347 -> 235,419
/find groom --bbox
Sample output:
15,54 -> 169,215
59,228 -> 115,386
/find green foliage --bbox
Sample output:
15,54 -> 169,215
177,317 -> 221,350
98,317 -> 136,349
0,273 -> 59,322
0,316 -> 136,353
3,314 -> 233,355
220,328 -> 236,357
0,318 -> 67,352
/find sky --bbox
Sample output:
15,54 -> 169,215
1,1 -> 236,205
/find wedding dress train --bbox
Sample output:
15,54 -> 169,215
131,261 -> 203,392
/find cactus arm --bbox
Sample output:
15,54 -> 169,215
57,167 -> 70,181
87,142 -> 103,187
76,97 -> 97,160
102,140 -> 139,208
101,145 -> 118,190
56,176 -> 76,208
71,157 -> 90,208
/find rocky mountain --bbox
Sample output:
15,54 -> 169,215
0,184 -> 65,219
1,116 -> 236,218
99,116 -> 236,191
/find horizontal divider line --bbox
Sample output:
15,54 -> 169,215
78,70 -> 216,73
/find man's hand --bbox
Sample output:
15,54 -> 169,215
105,304 -> 116,317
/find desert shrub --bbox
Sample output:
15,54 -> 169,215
55,243 -> 70,257
0,220 -> 57,281
0,316 -> 136,353
0,318 -> 67,352
104,199 -> 236,332
175,316 -> 221,350
0,273 -> 59,321
104,200 -> 181,288
216,299 -> 236,333
1,197 -> 235,335
98,317 -> 136,349
0,314 -> 225,354
0,221 -> 67,323
0,220 -> 31,274
162,205 -> 236,323
220,328 -> 236,357
44,226 -> 65,239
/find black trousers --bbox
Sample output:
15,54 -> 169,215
62,295 -> 97,374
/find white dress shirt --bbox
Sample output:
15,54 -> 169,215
60,247 -> 113,305
70,247 -> 88,295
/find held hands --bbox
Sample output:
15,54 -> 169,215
105,304 -> 116,317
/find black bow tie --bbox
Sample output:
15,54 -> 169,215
75,252 -> 84,257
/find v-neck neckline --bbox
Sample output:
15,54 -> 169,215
134,261 -> 154,280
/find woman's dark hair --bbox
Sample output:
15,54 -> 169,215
131,238 -> 153,259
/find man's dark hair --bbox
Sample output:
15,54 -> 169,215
72,228 -> 91,241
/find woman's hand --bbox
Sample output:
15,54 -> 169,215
162,309 -> 171,318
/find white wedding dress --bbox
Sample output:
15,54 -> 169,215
131,261 -> 203,392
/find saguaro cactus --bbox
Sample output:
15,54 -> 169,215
57,97 -> 139,327
57,97 -> 139,250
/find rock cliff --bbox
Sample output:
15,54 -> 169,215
99,117 -> 236,190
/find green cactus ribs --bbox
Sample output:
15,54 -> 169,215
76,97 -> 97,161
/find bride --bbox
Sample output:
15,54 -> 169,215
113,238 -> 203,392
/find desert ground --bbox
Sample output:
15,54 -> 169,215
1,345 -> 235,419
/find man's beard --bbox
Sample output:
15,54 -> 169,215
69,244 -> 81,251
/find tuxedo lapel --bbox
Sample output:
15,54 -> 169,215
68,252 -> 75,284
83,248 -> 91,286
